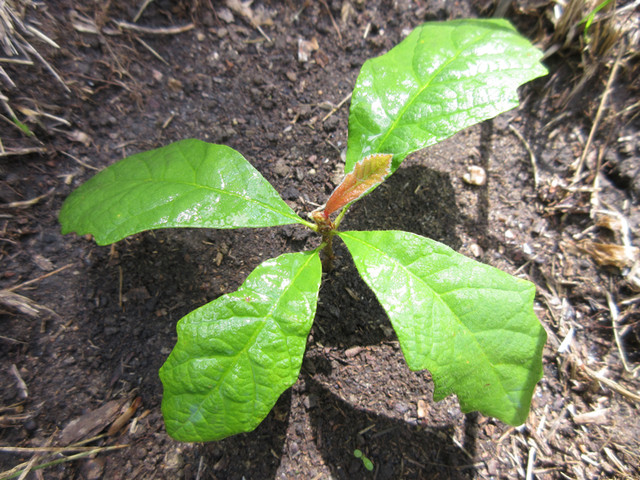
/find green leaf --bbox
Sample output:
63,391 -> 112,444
59,139 -> 306,245
159,249 -> 322,442
339,230 -> 546,425
354,450 -> 374,471
345,19 -> 548,173
11,115 -> 34,137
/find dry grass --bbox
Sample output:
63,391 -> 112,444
0,0 -> 69,153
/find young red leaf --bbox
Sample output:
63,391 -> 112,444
324,153 -> 392,216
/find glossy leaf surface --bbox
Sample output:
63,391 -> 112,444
160,250 -> 322,442
339,230 -> 546,425
324,153 -> 392,216
345,19 -> 548,173
59,139 -> 305,245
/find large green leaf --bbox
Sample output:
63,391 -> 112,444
345,19 -> 548,173
160,250 -> 322,442
339,230 -> 546,425
59,139 -> 306,245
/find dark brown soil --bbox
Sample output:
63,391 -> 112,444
1,1 -> 639,479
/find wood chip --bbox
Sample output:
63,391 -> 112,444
298,37 -> 319,63
572,408 -> 610,425
0,290 -> 45,317
59,399 -> 127,445
344,346 -> 363,358
417,399 -> 428,419
33,254 -> 54,271
577,239 -> 639,268
107,397 -> 142,436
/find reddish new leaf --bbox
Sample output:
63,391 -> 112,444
324,153 -> 392,216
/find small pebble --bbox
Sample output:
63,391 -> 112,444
394,402 -> 409,414
286,71 -> 297,82
303,394 -> 318,410
462,165 -> 486,186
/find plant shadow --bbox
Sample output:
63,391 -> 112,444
342,165 -> 462,247
304,165 -> 477,477
315,165 -> 462,350
76,164 -> 486,478
77,227 -> 293,478
303,367 -> 477,479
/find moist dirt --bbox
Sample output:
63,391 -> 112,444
1,1 -> 639,479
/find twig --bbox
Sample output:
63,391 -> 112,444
195,456 -> 205,480
0,289 -> 59,318
525,444 -> 536,480
322,92 -> 352,123
604,290 -> 631,372
161,112 -> 176,129
578,360 -> 640,403
571,45 -> 623,184
0,147 -> 46,157
114,20 -> 195,35
6,263 -> 75,292
0,446 -> 120,454
603,446 -> 628,473
0,445 -> 128,480
61,151 -> 99,171
135,37 -> 169,65
14,32 -> 70,93
15,448 -> 38,480
0,187 -> 54,208
508,124 -> 539,188
18,105 -> 71,126
254,24 -> 271,43
0,290 -> 40,317
133,0 -> 155,22
4,431 -> 56,480
620,293 -> 640,306
0,335 -> 25,344
450,435 -> 474,460
9,364 -> 28,399
320,0 -> 342,44
25,25 -> 60,49
0,65 -> 17,87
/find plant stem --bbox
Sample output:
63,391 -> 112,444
311,211 -> 336,270
321,235 -> 335,271
298,217 -> 318,231
333,206 -> 348,229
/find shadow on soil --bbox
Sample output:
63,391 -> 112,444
305,372 -> 477,479
304,166 -> 476,478
317,165 -> 463,349
77,164 -> 478,478
343,165 -> 463,247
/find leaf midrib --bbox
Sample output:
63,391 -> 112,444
92,177 -> 304,226
372,29 -> 494,155
173,251 -> 319,437
340,231 -> 509,397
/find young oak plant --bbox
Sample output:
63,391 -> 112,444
59,19 -> 548,442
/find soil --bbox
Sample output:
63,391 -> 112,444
1,1 -> 639,479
